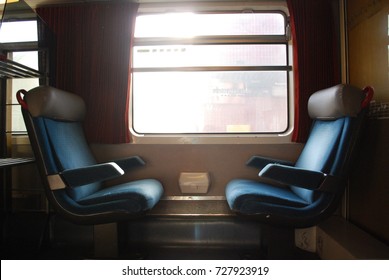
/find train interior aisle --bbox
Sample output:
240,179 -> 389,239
3,212 -> 320,260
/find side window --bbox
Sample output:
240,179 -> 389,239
0,20 -> 39,135
132,12 -> 291,135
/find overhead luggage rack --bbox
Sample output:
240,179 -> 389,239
0,54 -> 44,79
0,157 -> 35,168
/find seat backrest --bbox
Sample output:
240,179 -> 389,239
291,84 -> 371,203
19,86 -> 102,201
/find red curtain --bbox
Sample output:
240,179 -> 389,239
37,2 -> 138,144
287,0 -> 341,142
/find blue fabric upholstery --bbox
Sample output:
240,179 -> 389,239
291,118 -> 346,203
44,119 -> 102,201
20,86 -> 164,225
225,84 -> 371,227
226,179 -> 309,210
44,119 -> 101,201
78,179 -> 163,208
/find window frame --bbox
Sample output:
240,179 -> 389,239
130,5 -> 294,144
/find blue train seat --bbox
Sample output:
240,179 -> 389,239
17,86 -> 163,225
225,84 -> 374,227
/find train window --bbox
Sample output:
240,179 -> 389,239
7,52 -> 39,134
0,20 -> 39,135
0,20 -> 38,43
132,12 -> 291,135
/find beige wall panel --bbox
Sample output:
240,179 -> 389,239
92,143 -> 303,196
348,0 -> 389,101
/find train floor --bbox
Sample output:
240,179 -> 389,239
1,212 -> 319,260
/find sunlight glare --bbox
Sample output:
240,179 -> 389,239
135,13 -> 197,38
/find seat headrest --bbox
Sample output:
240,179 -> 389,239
308,84 -> 365,120
25,86 -> 86,121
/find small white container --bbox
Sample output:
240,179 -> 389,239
178,172 -> 210,194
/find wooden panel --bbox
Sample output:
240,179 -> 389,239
348,0 -> 389,101
349,119 -> 389,243
347,0 -> 389,244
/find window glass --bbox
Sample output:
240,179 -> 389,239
133,71 -> 287,133
8,52 -> 39,134
0,20 -> 37,42
1,20 -> 39,135
135,13 -> 285,37
132,12 -> 290,134
134,45 -> 287,68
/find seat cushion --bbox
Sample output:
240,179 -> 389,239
226,179 -> 309,214
78,179 -> 163,212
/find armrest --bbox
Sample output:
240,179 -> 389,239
246,155 -> 294,169
259,164 -> 340,192
60,162 -> 124,188
113,156 -> 145,171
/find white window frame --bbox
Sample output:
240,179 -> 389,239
130,2 -> 294,144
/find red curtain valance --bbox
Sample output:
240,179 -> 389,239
37,2 -> 138,144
